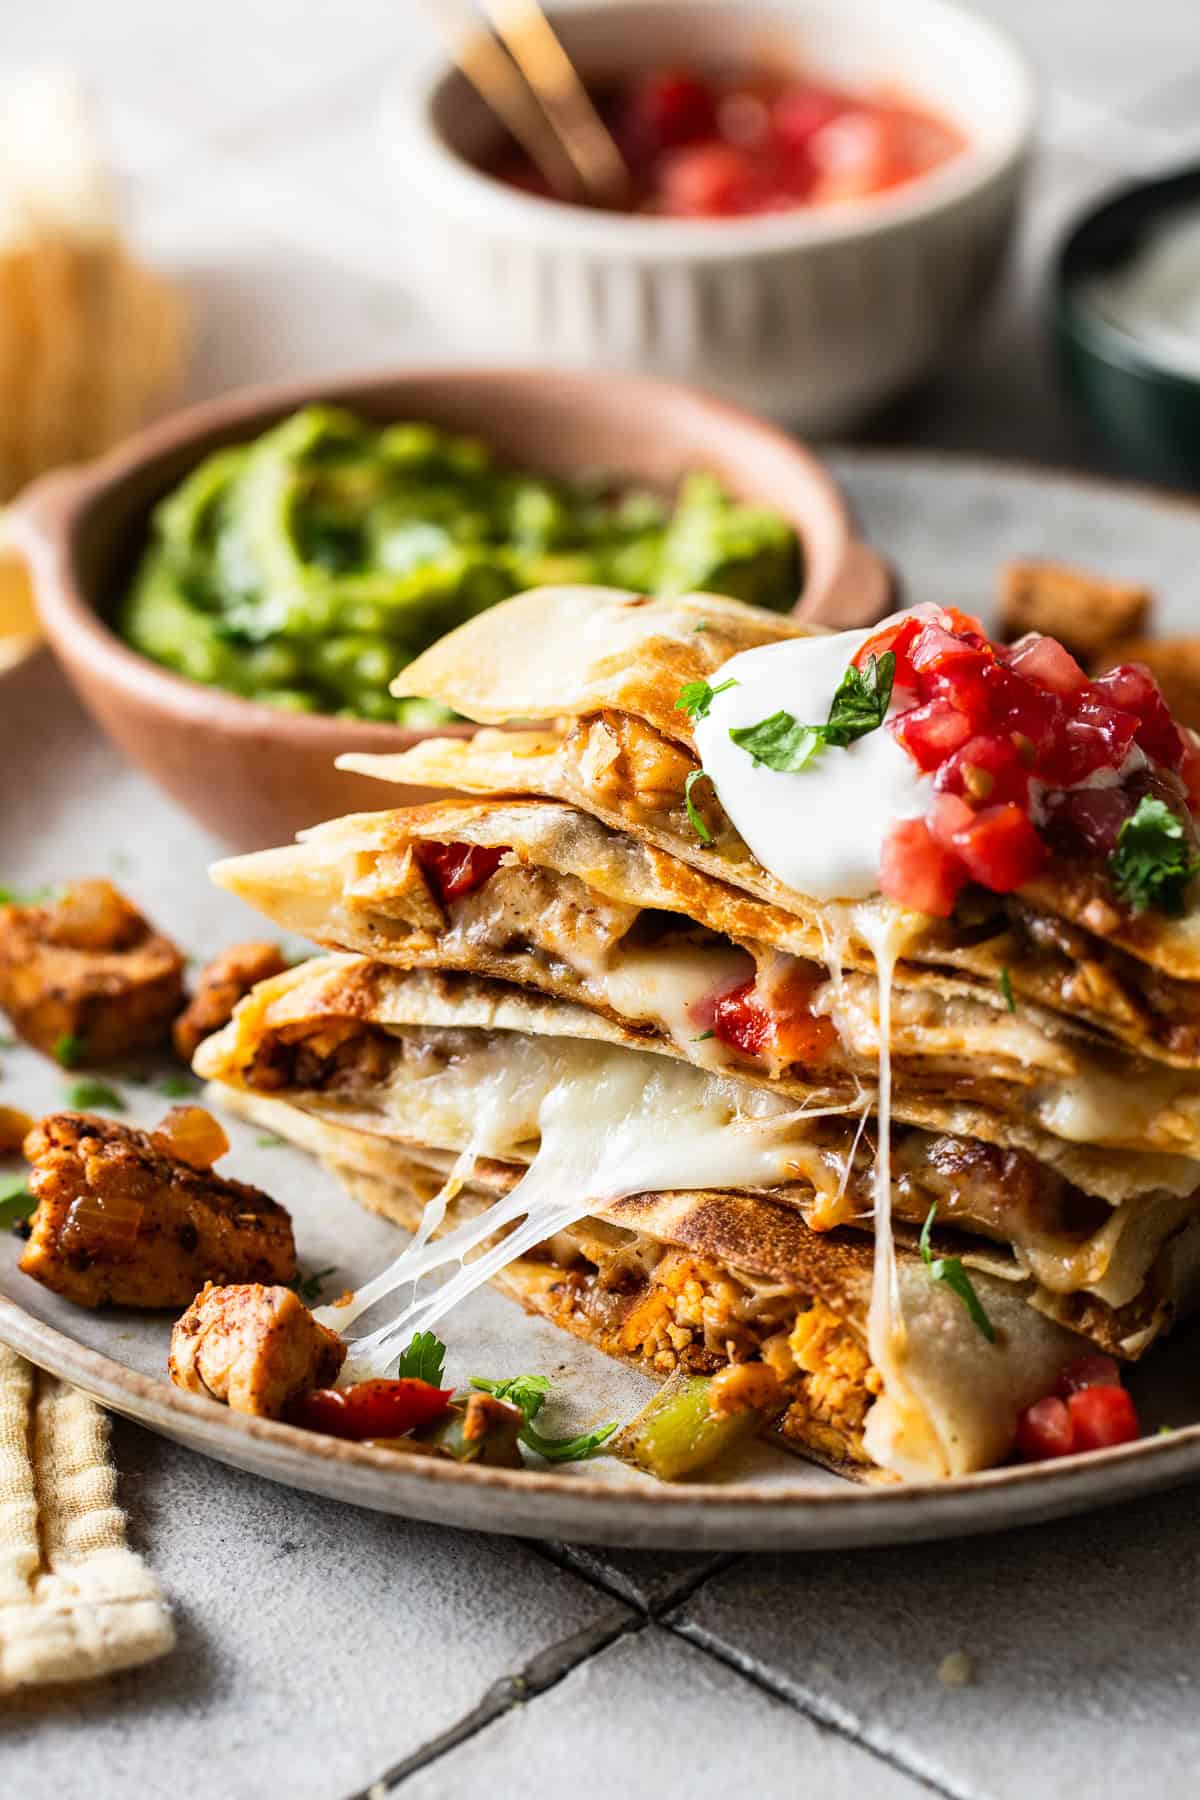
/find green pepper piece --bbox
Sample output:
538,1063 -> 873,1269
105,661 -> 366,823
611,1369 -> 761,1481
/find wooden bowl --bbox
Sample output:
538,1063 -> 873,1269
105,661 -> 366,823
10,365 -> 889,850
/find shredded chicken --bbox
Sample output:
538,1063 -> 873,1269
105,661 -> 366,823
169,1282 -> 345,1418
173,940 -> 290,1062
20,1111 -> 295,1308
0,879 -> 184,1061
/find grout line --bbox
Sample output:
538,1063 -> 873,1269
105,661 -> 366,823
666,1616 -> 971,1800
528,1541 -> 742,1616
348,1611 -> 643,1797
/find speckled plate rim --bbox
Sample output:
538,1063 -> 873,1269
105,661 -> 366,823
3,1289 -> 1198,1550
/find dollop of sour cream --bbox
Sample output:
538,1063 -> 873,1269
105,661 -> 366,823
692,621 -> 932,902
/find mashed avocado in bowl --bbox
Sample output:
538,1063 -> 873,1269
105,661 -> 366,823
119,404 -> 801,724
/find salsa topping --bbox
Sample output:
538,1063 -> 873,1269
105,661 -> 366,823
482,65 -> 964,220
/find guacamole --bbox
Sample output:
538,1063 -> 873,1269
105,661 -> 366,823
119,405 -> 801,723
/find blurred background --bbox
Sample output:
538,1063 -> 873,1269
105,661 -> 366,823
4,0 -> 1199,475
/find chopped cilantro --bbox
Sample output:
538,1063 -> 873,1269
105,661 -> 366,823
52,1033 -> 83,1069
730,650 -> 896,774
1109,796 -> 1200,916
64,1079 -> 124,1112
397,1330 -> 448,1388
692,620 -> 710,633
0,1172 -> 32,1228
255,1133 -> 284,1149
288,1264 -> 337,1306
159,1073 -> 201,1098
675,676 -> 738,722
470,1373 -> 615,1463
919,1203 -> 996,1343
0,883 -> 55,907
684,768 -> 715,844
693,1029 -> 715,1042
999,968 -> 1016,1014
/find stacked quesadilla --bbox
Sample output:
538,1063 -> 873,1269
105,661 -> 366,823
196,587 -> 1200,1481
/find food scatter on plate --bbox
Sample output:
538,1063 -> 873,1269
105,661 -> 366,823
481,63 -> 964,218
8,545 -> 1200,1489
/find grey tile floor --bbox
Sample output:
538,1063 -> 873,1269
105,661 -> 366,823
7,4 -> 1200,1794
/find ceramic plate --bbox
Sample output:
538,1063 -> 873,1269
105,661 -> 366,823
4,450 -> 1200,1551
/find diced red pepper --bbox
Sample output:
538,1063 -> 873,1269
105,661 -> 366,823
711,979 -> 773,1056
291,1378 -> 453,1441
414,840 -> 507,905
709,969 -> 837,1065
879,818 -> 968,917
1067,1384 -> 1139,1451
1015,1395 -> 1075,1462
1057,1352 -> 1121,1397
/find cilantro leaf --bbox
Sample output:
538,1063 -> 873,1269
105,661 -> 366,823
52,1034 -> 83,1069
255,1133 -> 284,1149
919,1203 -> 996,1343
1109,796 -> 1200,916
471,1373 -> 550,1422
693,1029 -> 715,1042
683,768 -> 715,844
159,1073 -> 201,1098
397,1330 -> 448,1388
65,1079 -> 124,1112
288,1264 -> 337,1306
675,677 -> 738,722
729,650 -> 895,774
517,1419 -> 618,1463
470,1373 -> 615,1462
999,968 -> 1016,1014
0,1173 -> 33,1229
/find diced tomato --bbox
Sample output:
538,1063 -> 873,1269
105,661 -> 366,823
414,840 -> 507,905
1016,1395 -> 1075,1461
711,979 -> 773,1056
853,615 -> 923,689
291,1378 -> 453,1441
1181,736 -> 1200,812
1067,1384 -> 1139,1451
1091,663 -> 1185,771
928,790 -> 976,850
769,83 -> 847,156
935,734 -> 1031,808
879,818 -> 968,918
1057,1353 -> 1121,1397
660,142 -> 755,216
943,801 -> 1046,893
910,624 -> 992,683
629,69 -> 717,152
1006,633 -> 1089,698
936,605 -> 988,640
890,699 -> 973,771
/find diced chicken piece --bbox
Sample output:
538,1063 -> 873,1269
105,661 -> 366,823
0,879 -> 184,1062
173,940 -> 290,1063
169,1282 -> 345,1418
1094,636 -> 1200,733
998,559 -> 1151,665
20,1111 -> 295,1309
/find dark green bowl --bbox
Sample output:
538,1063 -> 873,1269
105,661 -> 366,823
1054,165 -> 1200,488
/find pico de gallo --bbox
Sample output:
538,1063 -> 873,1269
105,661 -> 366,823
1015,1353 -> 1140,1462
860,605 -> 1200,919
481,64 -> 965,219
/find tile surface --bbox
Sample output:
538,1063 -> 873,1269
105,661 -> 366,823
400,1625 -> 927,1800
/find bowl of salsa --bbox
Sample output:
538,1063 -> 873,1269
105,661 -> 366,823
387,0 -> 1035,429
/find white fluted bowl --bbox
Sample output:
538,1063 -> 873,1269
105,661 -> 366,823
385,0 -> 1035,433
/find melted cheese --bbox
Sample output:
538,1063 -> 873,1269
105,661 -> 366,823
318,1033 -> 845,1375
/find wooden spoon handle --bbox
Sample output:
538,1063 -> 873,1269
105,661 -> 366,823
794,538 -> 894,633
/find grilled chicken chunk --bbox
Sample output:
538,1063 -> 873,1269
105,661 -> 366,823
169,1282 -> 345,1418
0,879 -> 185,1062
173,940 -> 290,1063
20,1110 -> 296,1309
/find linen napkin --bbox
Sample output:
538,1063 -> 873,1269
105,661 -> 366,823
0,1343 -> 174,1690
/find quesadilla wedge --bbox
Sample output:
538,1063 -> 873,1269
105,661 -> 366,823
213,797 -> 1200,1159
338,586 -> 1200,1068
194,958 -> 1200,1477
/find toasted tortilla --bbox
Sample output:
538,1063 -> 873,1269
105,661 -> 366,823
214,798 -> 1200,1158
213,1081 -> 1090,1482
368,585 -> 1200,1028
